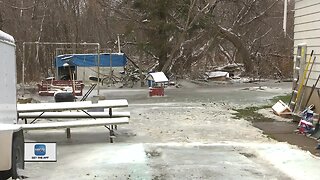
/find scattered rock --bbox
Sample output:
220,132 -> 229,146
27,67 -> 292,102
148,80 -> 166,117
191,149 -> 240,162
239,152 -> 256,158
17,97 -> 33,104
145,148 -> 162,158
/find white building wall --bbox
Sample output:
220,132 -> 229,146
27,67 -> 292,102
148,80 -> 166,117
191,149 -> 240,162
294,0 -> 320,87
77,67 -> 124,84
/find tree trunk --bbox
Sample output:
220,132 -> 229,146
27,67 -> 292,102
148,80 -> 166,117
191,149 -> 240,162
0,11 -> 3,30
214,24 -> 253,73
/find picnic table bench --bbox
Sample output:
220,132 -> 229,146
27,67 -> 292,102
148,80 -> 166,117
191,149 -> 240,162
17,99 -> 130,143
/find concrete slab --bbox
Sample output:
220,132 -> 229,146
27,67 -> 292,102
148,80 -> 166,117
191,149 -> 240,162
24,142 -> 318,179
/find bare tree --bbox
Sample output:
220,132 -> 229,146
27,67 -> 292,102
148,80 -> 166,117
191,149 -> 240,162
0,0 -> 294,82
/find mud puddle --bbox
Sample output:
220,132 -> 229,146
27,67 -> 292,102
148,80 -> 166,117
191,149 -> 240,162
253,121 -> 320,156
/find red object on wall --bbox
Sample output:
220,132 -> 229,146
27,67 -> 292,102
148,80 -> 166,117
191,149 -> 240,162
149,87 -> 164,96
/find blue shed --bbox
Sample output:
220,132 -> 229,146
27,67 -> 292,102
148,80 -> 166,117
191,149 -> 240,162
54,53 -> 127,81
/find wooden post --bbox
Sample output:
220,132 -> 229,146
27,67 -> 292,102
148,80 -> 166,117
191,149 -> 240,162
139,51 -> 144,87
68,65 -> 75,96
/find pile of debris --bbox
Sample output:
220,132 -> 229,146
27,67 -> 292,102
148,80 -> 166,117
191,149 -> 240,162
271,100 -> 320,144
204,63 -> 245,81
295,105 -> 317,135
213,63 -> 245,77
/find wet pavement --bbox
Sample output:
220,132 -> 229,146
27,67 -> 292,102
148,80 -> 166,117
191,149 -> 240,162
254,121 -> 319,156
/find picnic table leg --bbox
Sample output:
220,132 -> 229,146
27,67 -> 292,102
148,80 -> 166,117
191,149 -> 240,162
110,130 -> 115,143
30,112 -> 45,124
109,108 -> 114,130
105,125 -> 115,143
66,128 -> 71,138
110,125 -> 117,130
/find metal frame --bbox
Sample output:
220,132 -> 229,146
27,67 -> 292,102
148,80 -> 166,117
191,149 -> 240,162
22,42 -> 101,95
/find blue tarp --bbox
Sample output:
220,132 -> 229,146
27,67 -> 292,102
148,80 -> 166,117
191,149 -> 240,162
55,53 -> 127,67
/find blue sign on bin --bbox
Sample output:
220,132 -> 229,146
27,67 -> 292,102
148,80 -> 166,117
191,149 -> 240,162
34,144 -> 46,156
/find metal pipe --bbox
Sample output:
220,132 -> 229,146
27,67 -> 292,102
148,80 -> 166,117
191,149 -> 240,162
117,34 -> 121,53
22,42 -> 25,94
97,44 -> 100,95
110,51 -> 112,83
22,41 -> 100,86
55,48 -> 59,79
23,42 -> 99,46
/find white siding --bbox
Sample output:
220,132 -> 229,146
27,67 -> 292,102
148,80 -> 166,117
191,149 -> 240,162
294,0 -> 320,87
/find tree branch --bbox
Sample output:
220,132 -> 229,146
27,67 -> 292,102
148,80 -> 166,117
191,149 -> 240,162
239,0 -> 281,27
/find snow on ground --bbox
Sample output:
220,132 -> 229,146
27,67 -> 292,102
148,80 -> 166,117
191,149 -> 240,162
20,80 -> 320,179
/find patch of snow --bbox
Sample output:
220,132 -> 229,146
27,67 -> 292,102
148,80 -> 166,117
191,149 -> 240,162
206,71 -> 229,78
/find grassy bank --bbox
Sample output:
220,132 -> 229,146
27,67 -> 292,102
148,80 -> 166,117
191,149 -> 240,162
232,94 -> 291,122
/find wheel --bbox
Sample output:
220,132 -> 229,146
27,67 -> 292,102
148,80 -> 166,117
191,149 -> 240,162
0,170 -> 11,180
54,92 -> 75,102
101,78 -> 108,85
11,130 -> 24,179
